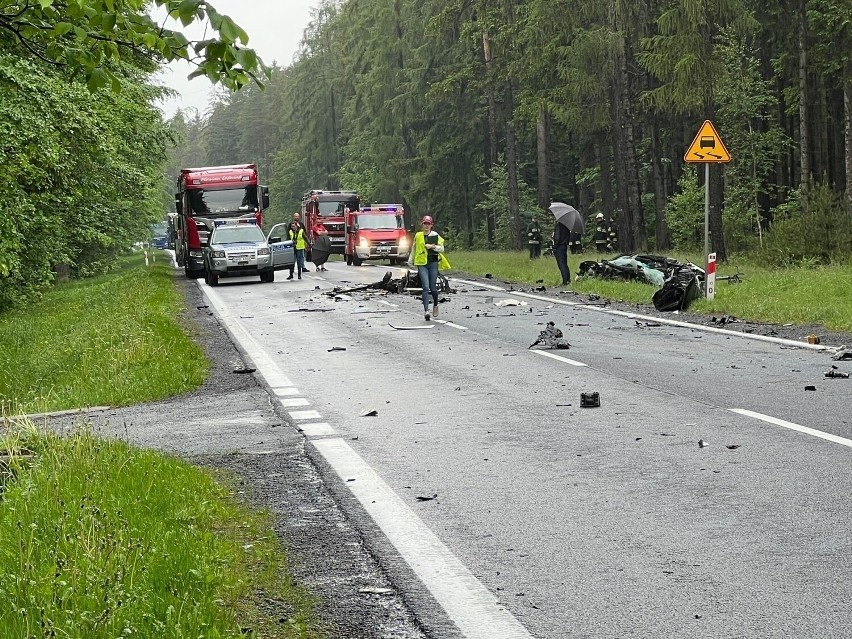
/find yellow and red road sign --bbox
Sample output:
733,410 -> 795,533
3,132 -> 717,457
684,120 -> 731,163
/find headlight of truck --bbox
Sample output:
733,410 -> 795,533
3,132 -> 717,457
257,247 -> 270,256
359,237 -> 370,248
212,250 -> 225,258
399,236 -> 409,248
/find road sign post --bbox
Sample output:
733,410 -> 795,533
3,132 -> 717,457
684,120 -> 731,297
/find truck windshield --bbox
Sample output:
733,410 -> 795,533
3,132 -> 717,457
317,197 -> 359,217
212,226 -> 265,244
358,214 -> 402,230
189,187 -> 257,215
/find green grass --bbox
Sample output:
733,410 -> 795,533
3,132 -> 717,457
0,254 -> 208,414
447,250 -> 852,332
0,422 -> 319,638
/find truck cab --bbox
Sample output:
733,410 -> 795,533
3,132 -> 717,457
344,204 -> 409,266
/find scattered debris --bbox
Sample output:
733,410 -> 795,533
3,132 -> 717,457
832,346 -> 851,361
388,323 -> 435,330
416,494 -> 438,502
635,320 -> 662,328
495,299 -> 528,307
698,439 -> 710,448
328,346 -> 347,352
712,315 -> 738,325
485,273 -> 493,279
359,586 -> 393,595
804,385 -> 817,391
529,322 -> 571,350
580,392 -> 600,408
824,368 -> 849,379
726,445 -> 741,450
807,334 -> 821,345
288,308 -> 335,312
232,367 -> 256,374
360,409 -> 378,417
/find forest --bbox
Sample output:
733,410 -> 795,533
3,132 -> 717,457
1,0 -> 850,311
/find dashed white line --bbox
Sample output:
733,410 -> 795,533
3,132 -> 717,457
288,409 -> 323,420
272,387 -> 301,397
531,350 -> 588,367
279,398 -> 310,408
299,422 -> 338,437
730,409 -> 852,448
434,319 -> 468,330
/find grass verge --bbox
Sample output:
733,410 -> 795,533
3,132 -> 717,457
447,250 -> 852,332
0,253 -> 208,414
0,421 -> 319,638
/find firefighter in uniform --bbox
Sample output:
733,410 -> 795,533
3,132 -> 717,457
527,217 -> 542,259
569,230 -> 583,254
594,213 -> 610,252
606,216 -> 618,252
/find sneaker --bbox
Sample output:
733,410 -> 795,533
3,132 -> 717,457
425,312 -> 431,321
433,303 -> 439,317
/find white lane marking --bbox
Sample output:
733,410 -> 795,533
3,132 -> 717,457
730,409 -> 852,448
312,438 -> 535,639
288,409 -> 323,420
531,350 -> 588,367
201,286 -> 295,387
434,319 -> 469,330
279,398 -> 310,408
506,290 -> 831,352
378,299 -> 399,307
299,422 -> 338,438
272,387 -> 301,397
451,278 -> 506,292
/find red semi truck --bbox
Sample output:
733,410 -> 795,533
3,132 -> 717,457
344,204 -> 409,266
302,189 -> 360,255
174,164 -> 270,278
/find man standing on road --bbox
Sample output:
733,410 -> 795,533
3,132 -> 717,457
527,216 -> 542,259
552,217 -> 571,285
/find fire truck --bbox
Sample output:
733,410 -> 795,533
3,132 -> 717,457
344,204 -> 409,266
301,190 -> 360,255
174,164 -> 270,278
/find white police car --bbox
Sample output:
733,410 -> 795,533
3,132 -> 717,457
203,219 -> 294,285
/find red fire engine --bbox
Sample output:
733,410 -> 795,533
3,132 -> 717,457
301,190 -> 360,255
344,204 -> 409,266
174,164 -> 269,279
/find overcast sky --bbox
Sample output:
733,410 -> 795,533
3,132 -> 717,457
154,1 -> 318,118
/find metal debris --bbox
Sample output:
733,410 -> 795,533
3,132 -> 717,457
529,322 -> 571,350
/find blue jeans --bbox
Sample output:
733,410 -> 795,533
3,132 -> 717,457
418,262 -> 439,311
295,249 -> 306,274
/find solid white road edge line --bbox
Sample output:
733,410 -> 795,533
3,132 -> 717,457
312,438 -> 536,639
201,285 -> 295,388
531,350 -> 588,367
729,409 -> 852,449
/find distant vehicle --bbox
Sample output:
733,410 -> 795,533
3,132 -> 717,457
174,164 -> 270,279
151,235 -> 169,250
202,219 -> 294,286
344,204 -> 409,266
302,189 -> 360,255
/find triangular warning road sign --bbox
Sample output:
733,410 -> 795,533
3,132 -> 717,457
684,120 -> 731,163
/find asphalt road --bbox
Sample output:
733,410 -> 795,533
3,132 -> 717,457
196,259 -> 852,639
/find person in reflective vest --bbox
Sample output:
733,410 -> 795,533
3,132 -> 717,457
527,217 -> 542,259
287,221 -> 309,279
606,216 -> 618,252
569,231 -> 583,254
407,215 -> 445,321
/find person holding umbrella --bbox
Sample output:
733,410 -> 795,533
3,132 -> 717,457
548,202 -> 584,286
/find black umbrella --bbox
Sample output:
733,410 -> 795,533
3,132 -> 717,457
311,234 -> 332,267
549,202 -> 585,234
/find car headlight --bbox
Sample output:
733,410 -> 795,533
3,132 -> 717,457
359,237 -> 370,248
398,237 -> 409,248
257,247 -> 270,256
212,250 -> 225,258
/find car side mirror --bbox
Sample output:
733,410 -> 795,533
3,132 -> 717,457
261,186 -> 270,210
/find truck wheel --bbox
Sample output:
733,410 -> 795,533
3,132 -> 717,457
352,256 -> 363,266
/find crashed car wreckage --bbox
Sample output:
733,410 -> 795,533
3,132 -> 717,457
325,269 -> 454,297
578,254 -> 710,312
